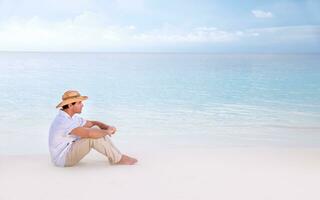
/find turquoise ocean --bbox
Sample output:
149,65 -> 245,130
0,52 -> 319,154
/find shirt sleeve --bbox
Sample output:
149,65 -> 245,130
64,116 -> 87,136
78,116 -> 87,127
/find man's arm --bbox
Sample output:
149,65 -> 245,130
70,127 -> 113,139
84,120 -> 110,130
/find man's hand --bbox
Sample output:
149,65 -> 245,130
108,126 -> 117,135
84,120 -> 117,136
100,124 -> 117,134
71,127 -> 113,139
100,123 -> 110,130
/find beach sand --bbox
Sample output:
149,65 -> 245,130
1,146 -> 320,200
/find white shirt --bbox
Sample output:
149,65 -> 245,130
48,110 -> 87,167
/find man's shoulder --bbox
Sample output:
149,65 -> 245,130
53,112 -> 68,122
50,113 -> 70,128
53,114 -> 86,128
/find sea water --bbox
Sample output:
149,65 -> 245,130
0,52 -> 319,154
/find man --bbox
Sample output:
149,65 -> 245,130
49,90 -> 137,167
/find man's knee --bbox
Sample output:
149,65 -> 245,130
88,137 -> 107,146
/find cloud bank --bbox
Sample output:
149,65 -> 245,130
0,12 -> 318,52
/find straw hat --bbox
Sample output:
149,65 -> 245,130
56,90 -> 88,108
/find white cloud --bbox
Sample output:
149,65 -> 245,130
251,10 -> 273,18
133,26 -> 237,43
0,13 -> 135,51
246,25 -> 320,41
0,12 -> 319,52
0,14 -> 239,51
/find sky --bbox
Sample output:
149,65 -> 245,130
0,0 -> 319,53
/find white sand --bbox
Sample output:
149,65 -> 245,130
1,147 -> 320,200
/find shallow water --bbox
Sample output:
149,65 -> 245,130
0,52 -> 319,154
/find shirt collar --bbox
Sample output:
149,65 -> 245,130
58,110 -> 75,119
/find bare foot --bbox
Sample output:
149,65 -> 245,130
116,155 -> 138,165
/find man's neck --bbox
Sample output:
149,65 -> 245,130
62,109 -> 75,118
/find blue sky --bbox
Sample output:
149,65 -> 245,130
0,0 -> 319,52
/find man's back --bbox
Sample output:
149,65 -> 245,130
48,110 -> 86,166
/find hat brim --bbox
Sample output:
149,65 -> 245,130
56,96 -> 88,108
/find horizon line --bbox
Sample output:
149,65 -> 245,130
0,50 -> 319,55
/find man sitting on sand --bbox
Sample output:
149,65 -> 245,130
49,90 -> 137,167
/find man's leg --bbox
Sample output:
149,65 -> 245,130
89,137 -> 123,164
65,137 -> 122,167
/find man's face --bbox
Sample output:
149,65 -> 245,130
72,101 -> 83,113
